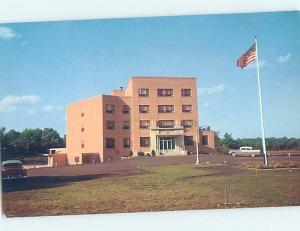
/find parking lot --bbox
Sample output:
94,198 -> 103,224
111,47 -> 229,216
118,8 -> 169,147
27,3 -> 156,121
27,153 -> 300,177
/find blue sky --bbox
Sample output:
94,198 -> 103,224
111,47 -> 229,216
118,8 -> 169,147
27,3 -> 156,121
0,11 -> 299,138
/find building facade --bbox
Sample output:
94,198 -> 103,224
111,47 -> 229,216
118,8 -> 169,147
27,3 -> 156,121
52,77 -> 215,165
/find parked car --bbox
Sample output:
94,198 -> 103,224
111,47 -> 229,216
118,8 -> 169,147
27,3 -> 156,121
1,160 -> 27,180
228,146 -> 261,157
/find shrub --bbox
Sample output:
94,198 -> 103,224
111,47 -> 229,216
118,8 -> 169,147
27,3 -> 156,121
137,151 -> 145,157
146,153 -> 151,156
151,150 -> 156,156
128,150 -> 133,157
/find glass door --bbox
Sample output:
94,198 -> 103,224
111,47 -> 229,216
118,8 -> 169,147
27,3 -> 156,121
159,137 -> 175,153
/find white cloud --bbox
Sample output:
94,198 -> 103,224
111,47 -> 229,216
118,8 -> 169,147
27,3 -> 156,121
0,95 -> 40,111
276,53 -> 291,64
0,26 -> 17,40
42,105 -> 63,113
198,84 -> 225,95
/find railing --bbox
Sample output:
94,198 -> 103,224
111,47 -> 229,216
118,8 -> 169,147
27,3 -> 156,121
150,120 -> 184,129
199,126 -> 211,131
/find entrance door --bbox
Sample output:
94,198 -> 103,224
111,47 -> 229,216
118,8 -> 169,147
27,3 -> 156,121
159,137 -> 175,153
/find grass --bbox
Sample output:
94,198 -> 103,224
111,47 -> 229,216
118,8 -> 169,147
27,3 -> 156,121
241,160 -> 300,169
2,164 -> 300,217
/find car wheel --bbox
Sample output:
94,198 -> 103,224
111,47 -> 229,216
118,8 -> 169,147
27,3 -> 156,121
250,153 -> 256,157
231,152 -> 237,157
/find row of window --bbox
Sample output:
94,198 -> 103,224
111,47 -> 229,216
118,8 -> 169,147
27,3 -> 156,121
103,136 -> 195,149
80,104 -> 192,116
105,120 -> 130,130
105,120 -> 194,130
140,105 -> 192,113
80,119 -> 194,132
139,88 -> 192,97
106,120 -> 193,130
81,135 -> 202,149
105,104 -> 130,114
81,135 -> 203,149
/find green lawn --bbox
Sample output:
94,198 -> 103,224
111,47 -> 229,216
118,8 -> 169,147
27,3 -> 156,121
3,164 -> 300,217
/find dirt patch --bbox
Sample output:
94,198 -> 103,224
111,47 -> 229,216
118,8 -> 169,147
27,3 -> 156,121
182,165 -> 250,180
2,169 -> 146,193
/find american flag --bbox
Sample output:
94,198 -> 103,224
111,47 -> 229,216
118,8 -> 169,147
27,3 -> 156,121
237,43 -> 256,69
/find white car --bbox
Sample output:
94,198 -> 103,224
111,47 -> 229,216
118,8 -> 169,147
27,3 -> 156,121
228,146 -> 261,157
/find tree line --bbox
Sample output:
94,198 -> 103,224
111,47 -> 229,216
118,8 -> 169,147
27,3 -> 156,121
0,127 -> 65,160
216,133 -> 300,153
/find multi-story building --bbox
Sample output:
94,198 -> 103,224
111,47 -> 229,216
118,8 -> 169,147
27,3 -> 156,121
50,77 -> 215,166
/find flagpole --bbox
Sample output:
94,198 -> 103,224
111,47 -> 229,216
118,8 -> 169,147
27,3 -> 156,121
195,130 -> 199,165
255,37 -> 268,166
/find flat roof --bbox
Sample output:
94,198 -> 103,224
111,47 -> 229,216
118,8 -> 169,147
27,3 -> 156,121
131,76 -> 197,79
68,76 -> 197,105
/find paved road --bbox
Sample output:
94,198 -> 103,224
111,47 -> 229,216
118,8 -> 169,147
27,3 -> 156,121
28,154 -> 300,177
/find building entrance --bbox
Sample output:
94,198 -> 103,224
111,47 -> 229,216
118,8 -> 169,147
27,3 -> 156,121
159,137 -> 175,153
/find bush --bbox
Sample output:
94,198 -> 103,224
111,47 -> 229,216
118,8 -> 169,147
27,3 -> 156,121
146,153 -> 151,156
151,150 -> 156,156
137,151 -> 145,157
128,150 -> 133,157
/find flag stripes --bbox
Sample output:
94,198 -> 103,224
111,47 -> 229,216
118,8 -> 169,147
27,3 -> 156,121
237,43 -> 257,69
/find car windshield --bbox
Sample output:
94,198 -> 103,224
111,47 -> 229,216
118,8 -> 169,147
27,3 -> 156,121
3,163 -> 22,168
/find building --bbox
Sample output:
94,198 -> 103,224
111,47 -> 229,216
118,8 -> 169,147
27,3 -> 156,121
50,77 -> 215,166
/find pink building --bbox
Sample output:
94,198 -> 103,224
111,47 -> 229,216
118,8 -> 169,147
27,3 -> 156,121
50,77 -> 215,166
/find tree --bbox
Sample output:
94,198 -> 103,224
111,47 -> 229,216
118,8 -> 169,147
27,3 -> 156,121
41,128 -> 64,150
19,128 -> 42,156
5,129 -> 21,152
223,133 -> 239,149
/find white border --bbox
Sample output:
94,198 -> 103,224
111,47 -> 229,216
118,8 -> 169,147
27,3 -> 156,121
0,1 -> 299,230
0,0 -> 299,23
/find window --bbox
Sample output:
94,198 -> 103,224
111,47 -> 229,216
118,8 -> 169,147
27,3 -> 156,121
123,137 -> 130,148
81,112 -> 84,117
202,135 -> 208,145
184,136 -> 194,145
81,141 -> 85,148
140,137 -> 150,147
158,105 -> 174,113
105,104 -> 115,113
140,120 -> 150,129
181,120 -> 193,128
81,127 -> 85,132
139,88 -> 149,96
106,121 -> 115,129
123,121 -> 130,129
157,120 -> 175,128
106,138 -> 115,148
139,105 -> 149,113
122,105 -> 130,113
182,105 -> 192,112
181,89 -> 191,96
157,89 -> 173,96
